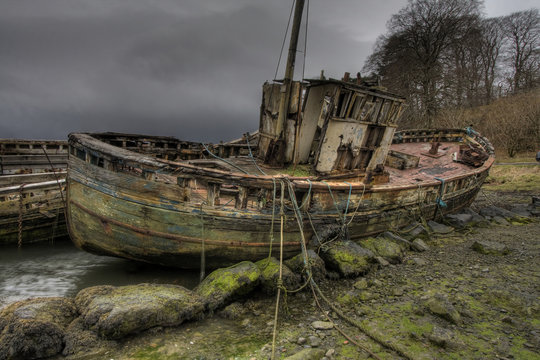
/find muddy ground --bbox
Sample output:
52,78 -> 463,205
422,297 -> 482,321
59,190 -> 539,360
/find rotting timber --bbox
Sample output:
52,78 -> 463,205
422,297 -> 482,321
0,139 -> 68,245
66,84 -> 494,268
66,0 -> 494,269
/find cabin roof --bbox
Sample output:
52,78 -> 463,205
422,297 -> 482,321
305,77 -> 406,101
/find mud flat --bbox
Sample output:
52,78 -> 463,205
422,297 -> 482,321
1,190 -> 538,360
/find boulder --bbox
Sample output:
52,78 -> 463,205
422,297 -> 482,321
285,249 -> 327,282
255,257 -> 301,294
472,240 -> 510,255
320,241 -> 375,277
445,213 -> 473,228
412,238 -> 429,252
427,220 -> 454,234
382,231 -> 412,250
195,261 -> 260,312
360,237 -> 403,264
425,294 -> 461,325
0,297 -> 77,360
62,318 -> 116,357
76,283 -> 204,339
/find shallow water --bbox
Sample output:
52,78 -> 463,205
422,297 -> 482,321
0,240 -> 200,307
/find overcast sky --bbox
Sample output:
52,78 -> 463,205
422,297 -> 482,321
0,0 -> 537,142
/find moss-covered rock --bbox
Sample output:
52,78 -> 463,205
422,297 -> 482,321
76,283 -> 204,339
360,237 -> 404,264
284,249 -> 327,282
283,347 -> 325,359
471,240 -> 511,255
425,294 -> 461,325
195,261 -> 261,312
320,241 -> 375,277
255,257 -> 301,294
0,297 -> 77,360
62,318 -> 116,357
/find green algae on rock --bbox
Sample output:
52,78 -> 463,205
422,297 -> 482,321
320,240 -> 375,277
360,237 -> 404,264
255,257 -> 301,294
76,283 -> 204,339
0,297 -> 77,360
195,261 -> 261,312
284,249 -> 327,282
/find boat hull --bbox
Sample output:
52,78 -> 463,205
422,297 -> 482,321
66,130 -> 492,268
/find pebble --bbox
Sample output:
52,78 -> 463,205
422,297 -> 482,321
297,337 -> 307,345
325,349 -> 336,357
311,321 -> 334,330
308,335 -> 322,347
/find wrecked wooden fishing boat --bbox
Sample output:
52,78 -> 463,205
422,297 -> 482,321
0,139 -> 68,245
66,0 -> 494,268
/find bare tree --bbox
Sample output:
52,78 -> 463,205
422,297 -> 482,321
502,9 -> 540,93
479,18 -> 504,103
365,0 -> 482,127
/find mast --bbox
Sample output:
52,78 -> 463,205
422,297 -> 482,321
275,0 -> 305,139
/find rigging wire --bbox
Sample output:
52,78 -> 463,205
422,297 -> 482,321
301,0 -> 309,81
274,0 -> 296,81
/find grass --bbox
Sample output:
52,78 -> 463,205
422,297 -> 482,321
494,150 -> 539,164
484,163 -> 540,192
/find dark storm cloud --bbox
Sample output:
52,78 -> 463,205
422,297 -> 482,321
1,0 -> 531,142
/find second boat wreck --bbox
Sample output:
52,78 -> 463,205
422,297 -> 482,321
66,0 -> 494,268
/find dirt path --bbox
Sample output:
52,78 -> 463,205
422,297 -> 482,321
80,191 -> 539,360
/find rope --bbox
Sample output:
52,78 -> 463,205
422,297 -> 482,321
41,146 -> 66,209
18,184 -> 25,248
245,133 -> 266,175
286,179 -> 416,360
271,180 -> 286,360
267,178 -> 278,260
201,143 -> 249,174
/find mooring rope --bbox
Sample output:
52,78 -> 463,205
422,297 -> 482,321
286,178 -> 416,360
271,180 -> 286,360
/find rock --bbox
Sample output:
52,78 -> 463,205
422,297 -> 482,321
445,213 -> 473,228
196,261 -> 260,312
402,222 -> 429,239
411,257 -> 428,266
325,348 -> 336,357
255,257 -> 301,294
382,231 -> 412,250
427,326 -> 460,349
375,256 -> 390,266
425,295 -> 461,325
412,238 -> 429,252
285,250 -> 327,282
77,283 -> 204,339
353,278 -> 368,290
461,208 -> 486,223
427,220 -> 454,234
479,205 -> 515,219
320,241 -> 375,277
492,215 -> 511,225
510,204 -> 532,217
284,348 -> 325,360
297,337 -> 307,345
0,297 -> 77,360
311,321 -> 334,330
218,302 -> 246,319
62,318 -> 116,357
361,237 -> 404,264
308,335 -> 322,347
471,240 -> 510,255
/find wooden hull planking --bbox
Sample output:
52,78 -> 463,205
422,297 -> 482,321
66,129 -> 493,268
